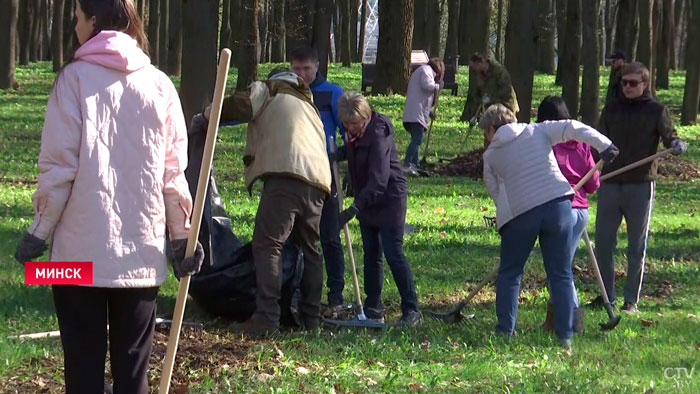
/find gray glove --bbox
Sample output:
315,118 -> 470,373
169,239 -> 205,279
15,232 -> 48,265
600,143 -> 620,163
671,139 -> 687,156
338,205 -> 360,229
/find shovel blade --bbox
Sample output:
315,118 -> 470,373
599,315 -> 622,331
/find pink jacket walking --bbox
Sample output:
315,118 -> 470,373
27,31 -> 192,287
552,141 -> 600,209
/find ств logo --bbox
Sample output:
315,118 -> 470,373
24,262 -> 93,285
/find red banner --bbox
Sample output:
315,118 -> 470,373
25,262 -> 93,285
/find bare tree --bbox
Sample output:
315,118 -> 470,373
615,0 -> 639,61
445,0 -> 460,59
561,0 -> 581,117
180,0 -> 219,124
537,0 -> 556,74
313,0 -> 333,74
671,0 -> 685,68
148,0 -> 160,66
681,0 -> 700,124
495,0 -> 505,61
374,0 -> 414,95
0,0 -> 19,89
656,0 -> 672,88
259,0 -> 270,62
237,0 -> 259,90
505,0 -> 538,123
581,0 -> 601,125
271,0 -> 286,62
167,0 -> 183,76
52,0 -> 65,71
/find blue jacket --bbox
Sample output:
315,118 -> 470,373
310,73 -> 345,153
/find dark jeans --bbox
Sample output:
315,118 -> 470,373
52,285 -> 158,394
320,177 -> 346,306
360,222 -> 419,315
252,177 -> 325,326
496,196 -> 577,340
403,122 -> 425,167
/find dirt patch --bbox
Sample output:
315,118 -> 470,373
430,148 -> 485,179
657,155 -> 700,181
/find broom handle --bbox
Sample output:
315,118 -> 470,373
158,49 -> 231,394
329,137 -> 365,318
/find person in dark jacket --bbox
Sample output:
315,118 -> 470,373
592,62 -> 688,314
331,91 -> 421,326
290,46 -> 347,310
605,50 -> 626,104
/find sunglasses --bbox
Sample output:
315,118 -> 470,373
621,79 -> 643,87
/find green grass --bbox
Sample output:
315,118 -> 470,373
1,62 -> 699,393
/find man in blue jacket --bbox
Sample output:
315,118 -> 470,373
290,46 -> 347,310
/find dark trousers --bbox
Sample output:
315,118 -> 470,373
252,177 -> 325,325
359,222 -> 419,315
320,176 -> 346,306
595,182 -> 655,304
403,122 -> 425,167
52,285 -> 158,394
496,197 -> 576,340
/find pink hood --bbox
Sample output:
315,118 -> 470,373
74,30 -> 150,72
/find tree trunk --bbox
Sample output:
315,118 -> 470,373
18,0 -> 31,65
599,4 -> 606,64
62,0 -> 74,62
180,0 -> 219,125
236,0 -> 259,90
159,0 -> 169,70
167,0 -> 183,75
374,0 -> 414,95
221,0 -> 232,53
505,0 -> 538,122
313,0 -> 333,74
537,0 -> 556,74
332,4 -> 340,62
637,0 -> 654,90
615,0 -> 639,61
681,0 -> 700,124
561,0 -> 581,117
656,0 -> 672,88
286,0 -> 313,58
445,0 -> 460,59
427,0 -> 443,57
581,0 -> 600,125
258,0 -> 270,62
604,0 -> 615,56
231,0 -> 242,60
0,0 -> 19,89
460,0 -> 491,59
413,0 -> 427,50
30,0 -> 42,62
41,0 -> 50,61
684,0 -> 691,69
671,0 -> 684,68
496,0 -> 505,61
555,0 -> 566,85
351,0 -> 359,61
340,0 -> 352,66
358,0 -> 368,60
148,0 -> 160,66
52,0 -> 65,71
271,0 -> 286,62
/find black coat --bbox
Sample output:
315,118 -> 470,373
339,112 -> 407,227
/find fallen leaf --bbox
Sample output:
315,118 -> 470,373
440,218 -> 448,224
687,314 -> 697,319
456,202 -> 466,206
409,383 -> 425,391
376,361 -> 385,367
439,231 -> 447,238
434,207 -> 445,214
641,319 -> 654,327
296,366 -> 310,375
480,205 -> 488,212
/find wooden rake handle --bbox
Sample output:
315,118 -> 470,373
158,49 -> 231,394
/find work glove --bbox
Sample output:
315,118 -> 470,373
671,139 -> 687,155
203,104 -> 212,121
15,232 -> 48,266
481,95 -> 490,105
429,110 -> 437,120
338,205 -> 360,229
169,238 -> 205,279
469,115 -> 478,128
600,143 -> 620,163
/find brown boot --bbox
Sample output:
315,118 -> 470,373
541,302 -> 555,332
232,312 -> 279,339
573,307 -> 584,334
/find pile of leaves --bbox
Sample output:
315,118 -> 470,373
431,148 -> 485,179
657,154 -> 700,181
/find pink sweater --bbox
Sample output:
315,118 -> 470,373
27,31 -> 192,287
552,140 -> 600,209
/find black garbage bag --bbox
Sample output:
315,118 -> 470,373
179,114 -> 304,324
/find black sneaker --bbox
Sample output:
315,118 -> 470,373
397,311 -> 422,327
364,307 -> 385,323
587,296 -> 616,309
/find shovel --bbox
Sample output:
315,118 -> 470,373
322,137 -> 387,329
581,231 -> 621,330
457,103 -> 484,157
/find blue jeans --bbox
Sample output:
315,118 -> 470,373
403,122 -> 425,167
360,223 -> 419,315
320,177 -> 346,305
496,196 -> 577,340
569,208 -> 589,307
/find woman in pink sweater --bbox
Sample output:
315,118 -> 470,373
537,96 -> 601,333
13,1 -> 203,392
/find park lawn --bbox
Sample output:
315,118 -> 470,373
0,62 -> 698,393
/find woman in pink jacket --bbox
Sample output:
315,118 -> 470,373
537,96 -> 601,333
13,1 -> 203,392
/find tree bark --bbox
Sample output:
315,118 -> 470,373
18,0 -> 32,65
286,0 -> 313,58
236,0 -> 259,90
599,3 -> 606,64
30,0 -> 42,62
332,4 -> 340,62
413,0 -> 427,50
555,0 -> 566,85
637,0 -> 654,90
374,0 -> 414,95
671,0 -> 685,68
148,0 -> 160,66
351,0 -> 359,61
138,0 -> 146,18
231,0 -> 242,60
615,0 -> 639,61
459,0 -> 491,59
537,0 -> 556,74
0,0 -> 19,89
159,0 -> 169,70
258,0 -> 270,62
561,0 -> 581,117
656,0 -> 672,88
167,0 -> 183,75
339,0 -> 352,66
313,0 -> 333,74
445,0 -> 460,59
495,0 -> 505,61
604,0 -> 615,57
271,0 -> 286,62
358,0 -> 368,60
52,0 -> 65,71
681,0 -> 700,124
180,0 -> 219,125
221,0 -> 232,53
505,0 -> 538,122
581,0 -> 600,125
41,0 -> 50,61
62,0 -> 74,62
427,0 -> 444,57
